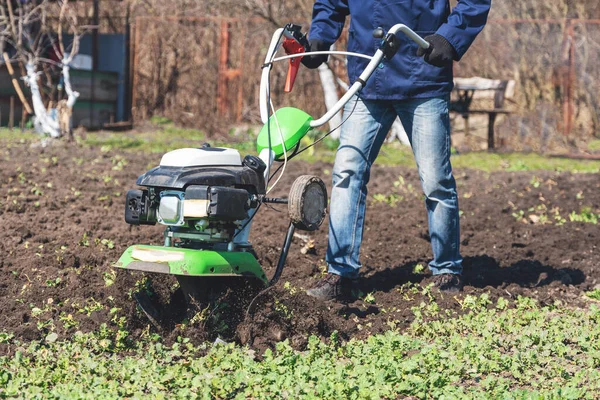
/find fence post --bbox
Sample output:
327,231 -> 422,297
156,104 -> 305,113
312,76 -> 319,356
236,24 -> 246,122
217,19 -> 243,122
131,16 -> 141,123
9,96 -> 14,130
562,19 -> 575,137
217,20 -> 230,117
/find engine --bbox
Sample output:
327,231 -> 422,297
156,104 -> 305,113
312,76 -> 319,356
124,146 -> 266,248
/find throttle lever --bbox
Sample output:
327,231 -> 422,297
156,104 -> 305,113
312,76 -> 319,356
282,24 -> 309,93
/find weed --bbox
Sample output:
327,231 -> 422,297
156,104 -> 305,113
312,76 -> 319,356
274,299 -> 294,320
0,333 -> 14,344
569,208 -> 598,224
30,184 -> 43,196
512,209 -> 525,221
59,313 -> 79,330
413,263 -> 425,274
372,193 -> 403,206
78,233 -> 90,247
45,277 -> 62,287
78,298 -> 104,316
283,281 -> 298,296
363,292 -> 376,304
150,115 -> 173,125
131,277 -> 153,298
96,238 -> 115,249
585,289 -> 600,301
103,270 -> 116,287
529,176 -> 541,188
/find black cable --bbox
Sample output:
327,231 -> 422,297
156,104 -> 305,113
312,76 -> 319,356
269,163 -> 284,182
232,203 -> 262,240
274,140 -> 301,162
291,95 -> 360,160
267,95 -> 360,182
263,203 -> 283,213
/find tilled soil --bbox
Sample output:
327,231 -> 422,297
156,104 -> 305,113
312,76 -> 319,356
1,140 -> 599,352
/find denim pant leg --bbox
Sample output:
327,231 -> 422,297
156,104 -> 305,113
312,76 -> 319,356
327,97 -> 397,278
394,96 -> 463,275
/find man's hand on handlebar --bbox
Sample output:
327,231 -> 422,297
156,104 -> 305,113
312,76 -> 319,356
301,39 -> 329,69
416,34 -> 458,67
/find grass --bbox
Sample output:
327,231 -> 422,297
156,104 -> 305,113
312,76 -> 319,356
2,295 -> 600,399
0,128 -> 38,143
587,139 -> 600,152
84,125 -> 208,154
3,125 -> 600,173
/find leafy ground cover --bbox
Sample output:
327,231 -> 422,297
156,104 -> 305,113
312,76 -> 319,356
2,294 -> 600,399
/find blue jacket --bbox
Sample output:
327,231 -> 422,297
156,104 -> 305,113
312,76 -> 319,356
308,0 -> 491,100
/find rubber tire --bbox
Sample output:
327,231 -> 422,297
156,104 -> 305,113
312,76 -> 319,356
288,175 -> 327,231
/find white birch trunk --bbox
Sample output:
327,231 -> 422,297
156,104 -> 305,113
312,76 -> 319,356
317,62 -> 342,137
25,62 -> 60,138
388,118 -> 411,146
62,60 -> 80,108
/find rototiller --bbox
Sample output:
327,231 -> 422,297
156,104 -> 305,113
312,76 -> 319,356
115,23 -> 429,309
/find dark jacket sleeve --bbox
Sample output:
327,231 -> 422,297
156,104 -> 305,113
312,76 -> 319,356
307,0 -> 350,46
436,0 -> 491,60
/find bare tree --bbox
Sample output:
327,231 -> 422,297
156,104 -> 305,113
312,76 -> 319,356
1,0 -> 82,138
54,0 -> 83,139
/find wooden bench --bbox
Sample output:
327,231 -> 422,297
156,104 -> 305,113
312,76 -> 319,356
450,77 -> 515,150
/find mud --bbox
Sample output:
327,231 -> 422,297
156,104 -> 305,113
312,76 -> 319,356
1,139 -> 599,352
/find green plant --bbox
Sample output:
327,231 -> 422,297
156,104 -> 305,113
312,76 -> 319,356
2,295 -> 600,398
77,298 -> 104,316
512,209 -> 525,221
97,238 -> 115,249
372,193 -> 403,207
363,292 -> 376,304
569,208 -> 598,224
78,233 -> 90,247
103,271 -> 117,287
150,115 -> 173,125
59,313 -> 79,330
412,263 -> 425,274
45,277 -> 62,287
529,175 -> 541,188
274,299 -> 294,320
585,289 -> 600,301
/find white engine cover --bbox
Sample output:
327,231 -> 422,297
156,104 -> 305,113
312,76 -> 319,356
159,147 -> 242,167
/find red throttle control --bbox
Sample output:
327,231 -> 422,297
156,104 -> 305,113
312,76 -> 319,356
282,37 -> 305,93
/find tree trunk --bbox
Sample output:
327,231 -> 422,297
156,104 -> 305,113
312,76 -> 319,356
317,62 -> 342,137
26,62 -> 60,138
62,62 -> 80,109
388,118 -> 411,146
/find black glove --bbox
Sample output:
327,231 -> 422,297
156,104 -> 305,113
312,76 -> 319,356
301,39 -> 329,69
416,34 -> 458,67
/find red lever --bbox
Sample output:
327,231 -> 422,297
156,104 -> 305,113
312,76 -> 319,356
282,38 -> 305,93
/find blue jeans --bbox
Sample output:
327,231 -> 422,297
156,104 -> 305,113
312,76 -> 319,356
327,95 -> 462,278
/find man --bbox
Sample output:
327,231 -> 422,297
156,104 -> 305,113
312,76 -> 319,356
302,0 -> 491,300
